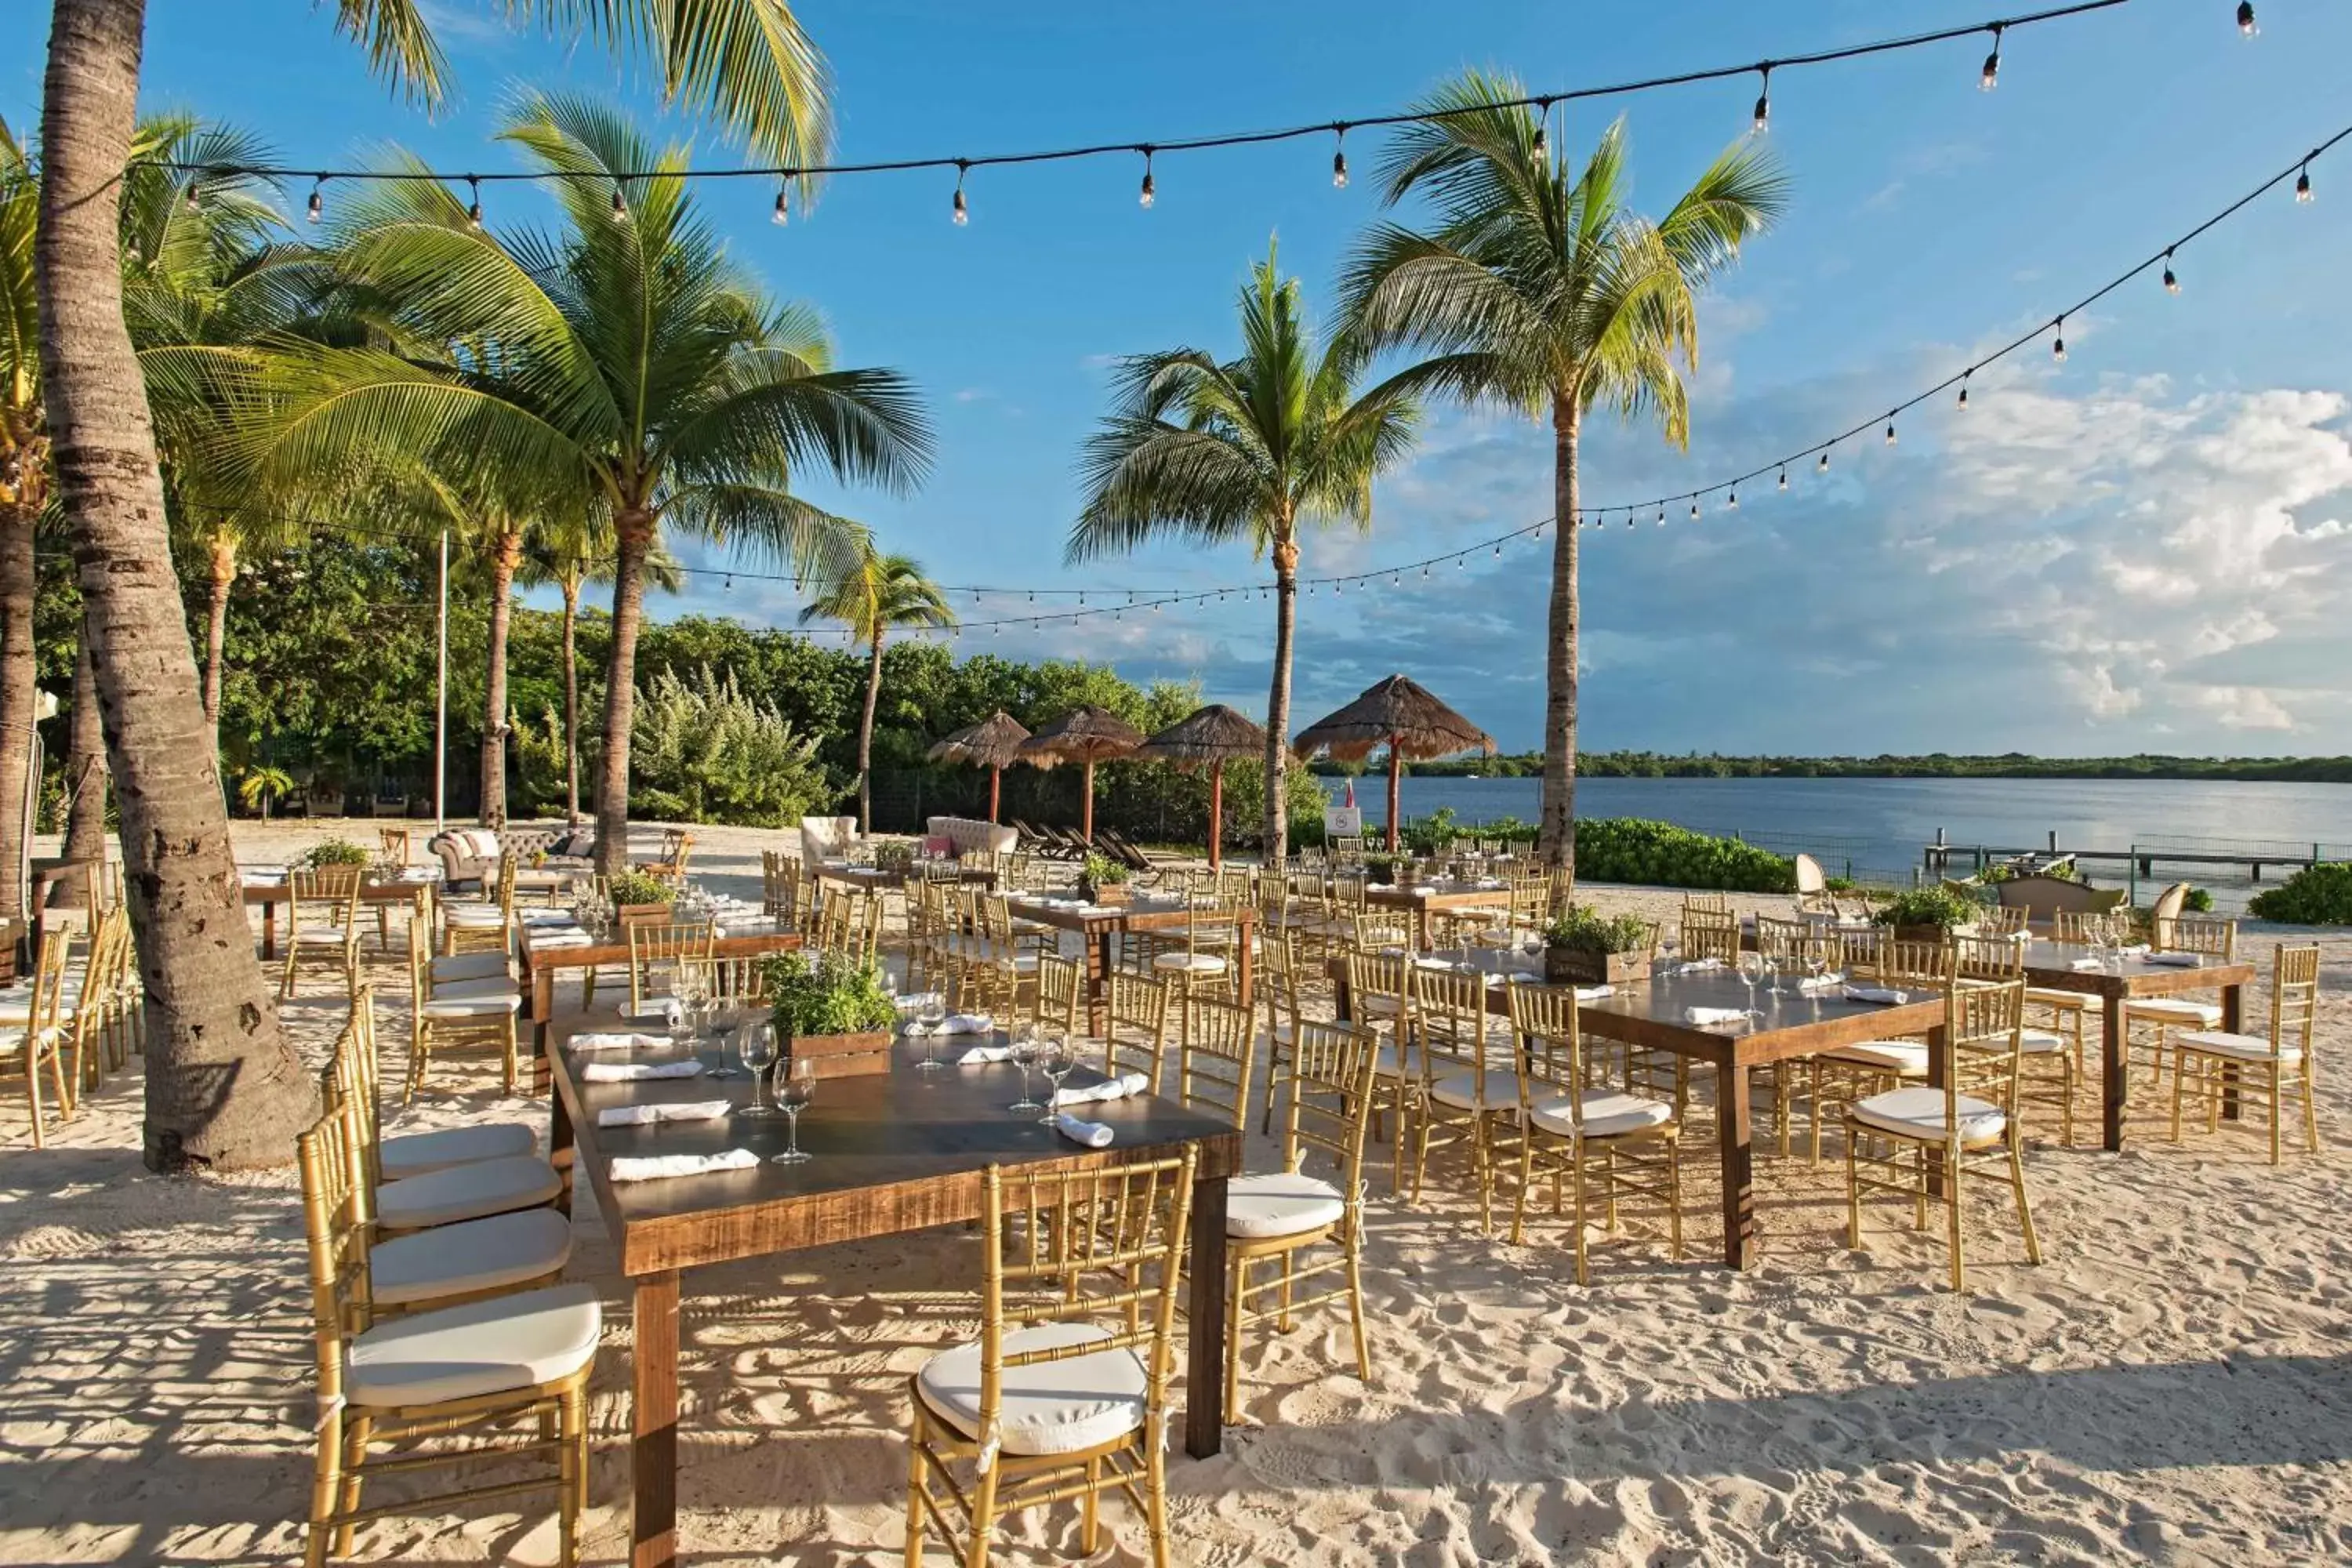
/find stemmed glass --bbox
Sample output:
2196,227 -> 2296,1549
773,1057 -> 815,1164
1037,1033 -> 1075,1124
1657,929 -> 1679,978
914,993 -> 949,1072
736,1022 -> 782,1117
1736,952 -> 1766,1022
1805,950 -> 1829,1016
1008,1022 -> 1044,1113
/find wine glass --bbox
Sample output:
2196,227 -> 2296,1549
914,993 -> 948,1073
1805,950 -> 1829,1015
1037,1033 -> 1075,1124
1736,952 -> 1764,1018
737,1022 -> 782,1117
1008,1021 -> 1044,1113
773,1057 -> 815,1164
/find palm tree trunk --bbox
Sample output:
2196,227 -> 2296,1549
857,630 -> 883,833
1263,535 -> 1300,861
60,626 -> 110,905
201,529 -> 234,748
1540,395 -> 1581,880
479,529 -> 519,829
560,574 -> 580,828
0,500 -> 36,930
593,508 -> 655,875
36,0 -> 312,1171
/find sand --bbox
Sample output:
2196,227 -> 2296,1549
4,817 -> 2351,1566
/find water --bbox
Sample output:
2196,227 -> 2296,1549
1322,774 -> 2352,909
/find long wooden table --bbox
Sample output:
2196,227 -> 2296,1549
240,874 -> 437,959
1333,956 -> 1951,1270
519,928 -> 807,1073
1005,894 -> 1255,1028
547,1017 -> 1244,1568
815,862 -> 998,894
1366,881 -> 1514,951
2016,940 -> 2253,1151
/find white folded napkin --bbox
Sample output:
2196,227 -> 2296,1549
571,1031 -> 670,1051
597,1098 -> 731,1128
1677,958 -> 1724,974
530,931 -> 593,949
957,1043 -> 1014,1065
2116,944 -> 2151,959
941,1013 -> 993,1034
2069,957 -> 2104,972
713,920 -> 782,938
624,998 -> 684,1026
1053,1113 -> 1115,1148
582,1058 -> 703,1083
1574,984 -> 1613,1002
1798,972 -> 1847,994
1054,1072 -> 1149,1109
608,1148 -> 759,1183
1842,985 -> 1911,1004
521,911 -> 578,927
2144,951 -> 2203,967
1683,1006 -> 1750,1028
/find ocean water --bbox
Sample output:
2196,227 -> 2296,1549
1323,774 -> 2352,909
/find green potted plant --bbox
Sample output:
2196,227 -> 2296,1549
301,837 -> 371,870
1078,851 -> 1133,906
760,949 -> 901,1077
1363,854 -> 1401,887
874,840 -> 915,875
1872,886 -> 1981,945
1541,904 -> 1659,985
605,868 -> 673,915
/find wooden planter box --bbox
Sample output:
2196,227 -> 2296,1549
1889,924 -> 1958,946
1544,946 -> 1652,985
784,1028 -> 894,1080
1079,880 -> 1131,906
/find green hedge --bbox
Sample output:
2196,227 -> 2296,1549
1572,818 -> 1795,893
2249,862 -> 2352,924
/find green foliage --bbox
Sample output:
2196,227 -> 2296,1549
1381,750 -> 2352,785
629,664 -> 832,827
1364,855 -> 1401,884
763,950 -> 898,1039
1873,887 -> 1982,934
302,838 -> 371,868
1399,806 -> 1460,857
1573,818 -> 1794,893
605,870 -> 672,908
1082,852 -> 1131,887
2183,886 -> 2215,913
236,764 -> 294,816
1541,903 -> 1655,955
2249,863 -> 2352,925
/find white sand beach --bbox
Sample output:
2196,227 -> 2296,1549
4,820 -> 2350,1566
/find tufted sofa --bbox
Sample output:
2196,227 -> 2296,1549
427,827 -> 593,889
798,815 -> 860,866
925,816 -> 1018,859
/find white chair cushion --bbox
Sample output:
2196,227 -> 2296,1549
915,1321 -> 1146,1457
380,1120 -> 539,1181
375,1155 -> 560,1230
430,953 -> 514,985
344,1282 -> 600,1406
1826,1040 -> 1930,1075
1226,1171 -> 1347,1239
1430,1068 -> 1520,1112
1370,1042 -> 1415,1079
1152,953 -> 1229,975
1526,1090 -> 1673,1141
430,976 -> 521,1004
2026,987 -> 2088,1008
368,1207 -> 574,1306
292,927 -> 354,946
1267,1023 -> 1295,1047
2018,1027 -> 2067,1055
1852,1086 -> 2005,1143
444,907 -> 509,928
420,992 -> 522,1019
2176,1029 -> 2299,1064
2126,997 -> 2223,1028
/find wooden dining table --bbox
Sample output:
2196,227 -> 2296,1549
518,927 -> 807,1086
2014,940 -> 2253,1151
1332,955 -> 1951,1271
815,862 -> 999,894
1005,893 -> 1255,1028
1366,880 -> 1515,951
546,1017 -> 1244,1568
240,873 -> 437,959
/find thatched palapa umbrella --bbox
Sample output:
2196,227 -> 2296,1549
1136,704 -> 1269,872
927,710 -> 1032,824
1292,675 -> 1496,853
1017,705 -> 1145,844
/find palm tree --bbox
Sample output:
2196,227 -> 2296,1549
0,118 -> 45,931
244,96 -> 929,876
1340,77 -> 1786,874
33,0 -> 840,1172
1068,241 -> 1420,858
800,548 -> 955,833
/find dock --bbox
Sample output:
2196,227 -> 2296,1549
1922,829 -> 2330,885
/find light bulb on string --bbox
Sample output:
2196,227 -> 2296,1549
1688,499 -> 1698,520
1958,372 -> 1971,409
466,177 -> 483,230
1493,542 -> 1502,557
1421,564 -> 1430,579
772,182 -> 789,225
2238,3 -> 2257,37
2162,248 -> 2180,294
953,162 -> 970,224
1777,466 -> 1788,491
1885,417 -> 1897,447
1817,450 -> 1830,474
1532,100 -> 1550,161
2052,317 -> 2067,362
307,177 -> 324,223
184,177 -> 200,214
1457,555 -> 1465,568
1980,24 -> 2002,91
1727,489 -> 1738,511
1751,64 -> 1771,133
1138,147 -> 1156,209
1332,125 -> 1349,189
2296,160 -> 2313,203
611,180 -> 629,222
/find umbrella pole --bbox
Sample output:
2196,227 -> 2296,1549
1082,757 -> 1095,844
989,765 -> 1001,825
1208,762 -> 1223,873
1387,744 -> 1402,855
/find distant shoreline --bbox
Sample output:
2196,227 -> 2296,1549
1306,752 -> 2352,785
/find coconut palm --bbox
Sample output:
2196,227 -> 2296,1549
33,0 -> 841,1171
1068,241 -> 1420,858
243,95 -> 929,876
0,117 -> 43,929
1340,76 -> 1786,875
799,548 -> 955,833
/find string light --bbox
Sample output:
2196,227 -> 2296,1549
1533,100 -> 1551,161
1777,466 -> 1788,491
610,182 -> 628,221
1958,372 -> 1971,408
306,177 -> 323,223
1817,451 -> 1830,474
1332,125 -> 1349,189
467,177 -> 483,230
1138,147 -> 1156,209
2052,316 -> 2067,361
1688,499 -> 1699,519
1727,489 -> 1738,510
953,161 -> 970,224
2238,3 -> 2256,37
1980,24 -> 2003,90
1751,64 -> 1772,132
2161,248 -> 2179,293
772,183 -> 789,225
1884,416 -> 1897,446
2296,159 -> 2313,203
184,179 -> 200,213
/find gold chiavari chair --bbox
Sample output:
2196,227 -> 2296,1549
0,928 -> 75,1145
2050,909 -> 2112,943
1171,996 -> 1256,1133
1804,935 -> 1947,1160
1679,907 -> 1741,967
1149,906 -> 1242,1027
905,877 -> 949,994
2169,942 -> 2322,1163
333,989 -> 539,1185
1254,933 -> 1305,1134
67,907 -> 132,1093
761,848 -> 803,925
1955,932 -> 2075,1145
1351,909 -> 1414,954
626,919 -> 717,1020
2123,914 -> 2238,1090
1682,891 -> 1733,917
1409,965 -> 1513,1229
296,1091 -> 596,1567
1845,949 -> 2041,1291
1345,949 -> 1417,1190
441,853 -> 519,960
1033,953 -> 1083,1040
1221,1019 -> 1379,1424
955,895 -> 1043,1016
905,1152 -> 1196,1568
1504,982 -> 1681,1279
1097,971 -> 1173,1095
283,864 -> 364,1000
405,920 -> 525,1102
639,828 -> 695,885
1976,903 -> 2028,936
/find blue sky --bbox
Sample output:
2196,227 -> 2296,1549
11,1 -> 2352,753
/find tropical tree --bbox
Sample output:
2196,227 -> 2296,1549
1068,241 -> 1420,857
799,547 -> 954,833
1340,77 -> 1786,874
244,96 -> 927,875
0,118 -> 43,930
33,0 -> 839,1172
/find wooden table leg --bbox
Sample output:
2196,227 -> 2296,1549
1086,930 -> 1113,1036
2220,983 -> 2245,1121
1185,1173 -> 1229,1458
1235,916 -> 1254,1009
1716,1062 -> 1755,1270
2101,991 -> 2127,1152
261,900 -> 278,962
531,967 -> 554,1096
632,1270 -> 681,1568
1925,1022 -> 1949,1197
549,1064 -> 575,1215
